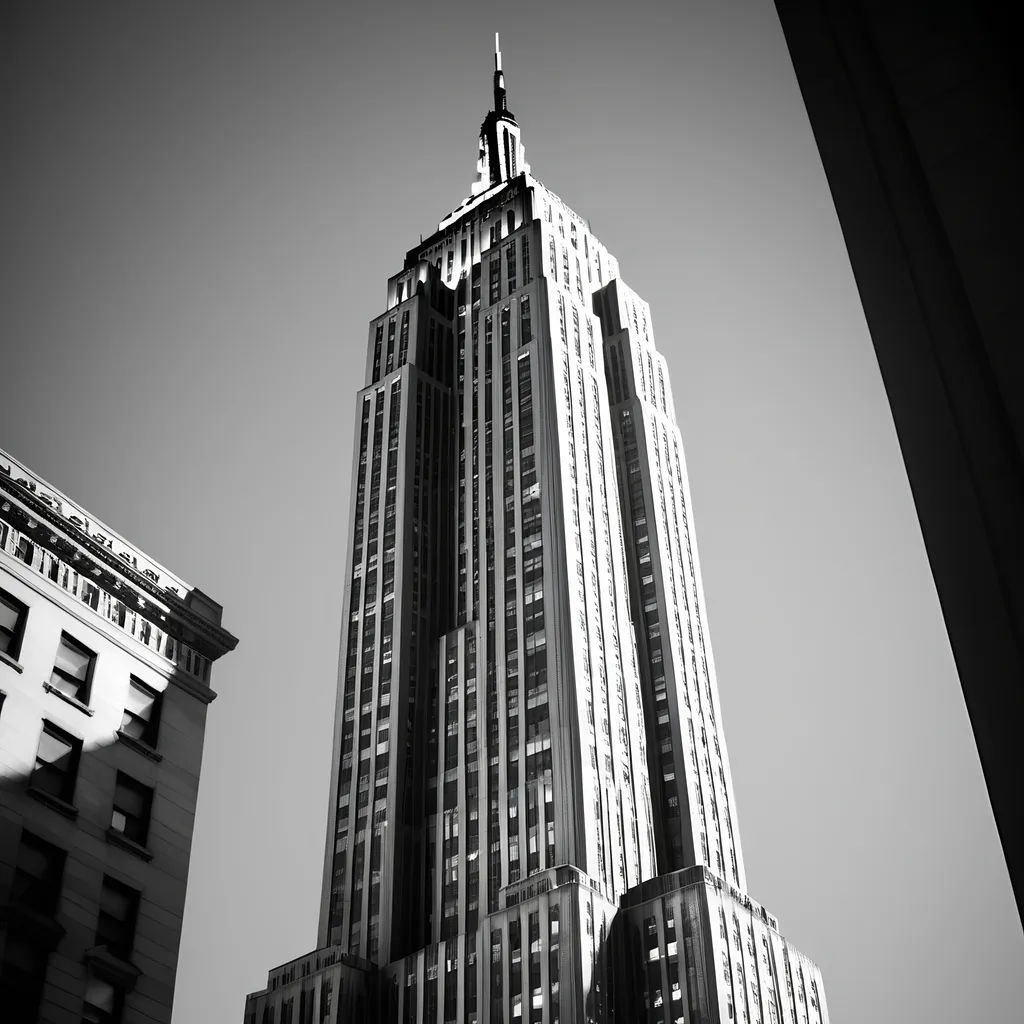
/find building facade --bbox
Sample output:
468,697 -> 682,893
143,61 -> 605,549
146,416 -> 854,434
244,40 -> 828,1024
0,447 -> 237,1022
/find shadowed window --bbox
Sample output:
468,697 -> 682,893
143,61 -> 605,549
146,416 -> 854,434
11,829 -> 66,918
110,772 -> 153,846
120,676 -> 161,748
96,876 -> 140,959
0,934 -> 50,1020
0,587 -> 27,660
31,721 -> 81,804
82,970 -> 124,1023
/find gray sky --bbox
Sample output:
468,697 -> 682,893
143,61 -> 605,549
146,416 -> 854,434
2,1 -> 1021,1022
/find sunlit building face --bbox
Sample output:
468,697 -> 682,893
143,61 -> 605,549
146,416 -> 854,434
244,38 -> 830,1024
0,450 -> 236,1022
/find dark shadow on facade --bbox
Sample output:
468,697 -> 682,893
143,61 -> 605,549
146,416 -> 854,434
1,730 -> 187,1022
772,0 -> 1024,924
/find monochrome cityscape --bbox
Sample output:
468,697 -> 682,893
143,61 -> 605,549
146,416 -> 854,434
239,39 -> 829,1024
5,3 -> 1023,1020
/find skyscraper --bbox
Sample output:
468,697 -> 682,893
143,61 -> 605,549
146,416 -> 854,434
244,39 -> 828,1024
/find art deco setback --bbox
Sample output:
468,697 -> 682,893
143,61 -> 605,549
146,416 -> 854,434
245,39 -> 828,1024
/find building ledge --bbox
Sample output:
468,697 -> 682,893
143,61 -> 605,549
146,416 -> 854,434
116,729 -> 163,763
0,903 -> 67,950
27,785 -> 79,821
105,828 -> 154,862
0,650 -> 24,673
83,945 -> 141,992
42,680 -> 95,716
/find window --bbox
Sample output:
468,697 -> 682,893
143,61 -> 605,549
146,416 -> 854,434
0,587 -> 27,660
31,721 -> 82,805
110,773 -> 153,847
16,535 -> 34,565
11,830 -> 66,918
96,876 -> 140,959
120,677 -> 161,748
0,934 -> 50,1021
82,972 -> 124,1023
49,632 -> 95,705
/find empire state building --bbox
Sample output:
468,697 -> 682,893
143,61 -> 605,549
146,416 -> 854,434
244,38 -> 829,1024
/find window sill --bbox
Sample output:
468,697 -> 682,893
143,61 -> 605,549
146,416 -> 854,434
0,650 -> 24,674
83,945 -> 142,992
116,730 -> 163,763
42,680 -> 95,716
27,785 -> 79,821
105,828 -> 154,862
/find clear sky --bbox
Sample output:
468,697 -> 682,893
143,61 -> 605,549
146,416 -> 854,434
2,1 -> 1021,1022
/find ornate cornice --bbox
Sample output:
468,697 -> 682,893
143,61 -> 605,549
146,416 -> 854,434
0,475 -> 237,658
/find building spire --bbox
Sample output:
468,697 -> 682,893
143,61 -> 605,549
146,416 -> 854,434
468,33 -> 529,197
493,31 -> 507,113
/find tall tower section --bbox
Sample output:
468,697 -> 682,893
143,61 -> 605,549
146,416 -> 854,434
597,279 -> 747,888
316,259 -> 456,964
244,37 -> 830,1024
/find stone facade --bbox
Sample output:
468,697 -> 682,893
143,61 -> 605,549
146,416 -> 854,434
0,447 -> 237,1022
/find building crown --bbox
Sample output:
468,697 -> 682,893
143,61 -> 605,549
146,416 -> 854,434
470,34 -> 530,197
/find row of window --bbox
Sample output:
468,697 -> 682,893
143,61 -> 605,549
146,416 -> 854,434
1,587 -> 162,746
0,826 -> 143,1021
0,523 -> 210,681
30,715 -> 157,844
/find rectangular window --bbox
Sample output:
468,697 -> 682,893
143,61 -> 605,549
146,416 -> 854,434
31,721 -> 82,804
83,971 -> 125,1022
49,632 -> 95,704
519,297 -> 531,347
11,830 -> 66,918
0,934 -> 49,1020
111,772 -> 154,847
120,676 -> 162,748
96,875 -> 140,959
16,535 -> 34,566
385,317 -> 397,374
398,310 -> 410,368
489,255 -> 501,305
506,240 -> 517,294
0,587 -> 27,660
372,323 -> 384,382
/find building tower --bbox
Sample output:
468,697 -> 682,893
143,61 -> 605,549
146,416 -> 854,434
0,447 -> 237,1022
244,40 -> 829,1024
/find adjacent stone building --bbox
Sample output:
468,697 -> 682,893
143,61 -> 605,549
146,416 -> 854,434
0,447 -> 237,1021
